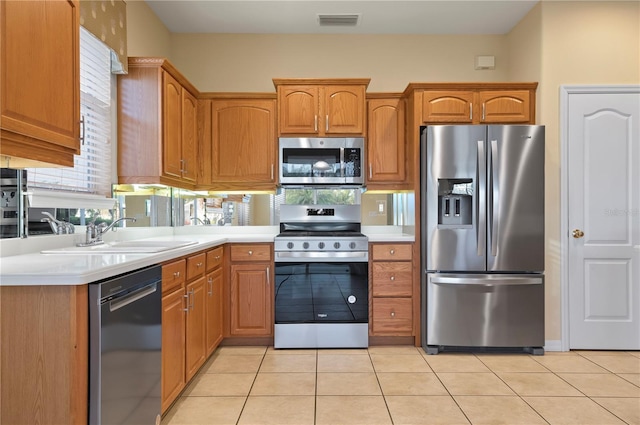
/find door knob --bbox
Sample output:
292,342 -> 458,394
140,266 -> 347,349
572,229 -> 584,238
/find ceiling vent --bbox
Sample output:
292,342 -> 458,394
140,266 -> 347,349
317,14 -> 360,27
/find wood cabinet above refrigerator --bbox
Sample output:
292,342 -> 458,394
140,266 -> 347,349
274,78 -> 370,136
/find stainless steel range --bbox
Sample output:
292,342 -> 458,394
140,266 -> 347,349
274,204 -> 369,348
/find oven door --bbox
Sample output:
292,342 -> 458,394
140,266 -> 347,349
274,260 -> 368,324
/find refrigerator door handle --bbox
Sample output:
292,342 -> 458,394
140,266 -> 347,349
431,276 -> 543,285
490,139 -> 499,256
477,140 -> 486,257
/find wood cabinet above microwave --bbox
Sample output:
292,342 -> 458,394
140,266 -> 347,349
273,78 -> 370,136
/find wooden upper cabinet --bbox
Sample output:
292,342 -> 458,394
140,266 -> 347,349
422,91 -> 474,123
0,0 -> 80,167
478,90 -> 530,123
163,73 -> 183,179
274,79 -> 369,136
277,86 -> 320,134
207,97 -> 277,188
118,58 -> 200,189
366,96 -> 406,186
181,90 -> 198,183
414,83 -> 537,125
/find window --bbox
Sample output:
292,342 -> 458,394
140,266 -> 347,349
28,27 -> 113,197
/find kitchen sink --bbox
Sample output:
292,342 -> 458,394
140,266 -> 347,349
41,240 -> 198,254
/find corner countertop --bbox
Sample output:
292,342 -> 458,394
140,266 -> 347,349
0,226 -> 414,287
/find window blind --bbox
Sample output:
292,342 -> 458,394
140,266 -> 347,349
28,27 -> 113,197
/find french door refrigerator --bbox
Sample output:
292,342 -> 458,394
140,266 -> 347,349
420,125 -> 545,355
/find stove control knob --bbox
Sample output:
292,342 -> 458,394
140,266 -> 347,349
287,242 -> 294,249
318,242 -> 325,249
303,242 -> 310,249
334,242 -> 341,249
349,242 -> 357,249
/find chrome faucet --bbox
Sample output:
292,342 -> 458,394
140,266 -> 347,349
41,211 -> 75,235
190,217 -> 205,225
79,217 -> 136,247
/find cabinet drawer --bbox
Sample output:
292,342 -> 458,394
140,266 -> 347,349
162,259 -> 186,293
371,244 -> 412,261
206,246 -> 224,272
230,244 -> 272,262
186,253 -> 207,281
371,262 -> 412,297
371,298 -> 413,335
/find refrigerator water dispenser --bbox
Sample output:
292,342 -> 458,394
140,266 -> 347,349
437,179 -> 472,226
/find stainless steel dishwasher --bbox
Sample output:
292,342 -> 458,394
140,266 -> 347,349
89,265 -> 162,425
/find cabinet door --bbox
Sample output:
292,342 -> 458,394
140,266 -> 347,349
278,85 -> 319,134
185,276 -> 207,381
205,268 -> 224,356
478,90 -> 531,123
181,89 -> 198,182
422,91 -> 474,123
163,72 -> 183,179
229,264 -> 272,336
0,0 -> 80,165
367,98 -> 405,183
323,85 -> 366,135
161,287 -> 186,413
211,99 -> 276,183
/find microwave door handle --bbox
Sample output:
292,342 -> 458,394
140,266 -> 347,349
340,147 -> 345,177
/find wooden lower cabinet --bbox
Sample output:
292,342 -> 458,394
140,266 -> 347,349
161,285 -> 187,413
185,276 -> 207,381
0,285 -> 88,425
369,243 -> 414,337
228,244 -> 273,337
205,267 -> 224,355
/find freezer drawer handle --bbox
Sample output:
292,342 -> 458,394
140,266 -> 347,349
431,276 -> 542,285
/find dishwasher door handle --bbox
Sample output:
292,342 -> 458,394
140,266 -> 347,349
109,282 -> 158,312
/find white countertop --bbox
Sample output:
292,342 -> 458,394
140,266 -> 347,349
0,226 -> 414,286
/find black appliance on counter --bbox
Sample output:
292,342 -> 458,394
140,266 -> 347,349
274,204 -> 369,348
0,168 -> 27,238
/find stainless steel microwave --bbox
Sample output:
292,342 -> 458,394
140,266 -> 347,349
279,137 -> 365,186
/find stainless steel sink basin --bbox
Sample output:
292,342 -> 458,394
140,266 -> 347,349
41,240 -> 198,254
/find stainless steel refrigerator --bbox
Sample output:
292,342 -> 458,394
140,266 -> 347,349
420,125 -> 545,355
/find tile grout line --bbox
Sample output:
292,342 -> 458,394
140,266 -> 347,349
234,347 -> 268,425
369,348 -> 395,425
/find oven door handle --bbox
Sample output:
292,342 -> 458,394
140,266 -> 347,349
275,251 -> 369,262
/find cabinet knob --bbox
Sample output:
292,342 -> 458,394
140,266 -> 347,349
215,255 -> 221,260
390,249 -> 395,255
248,250 -> 253,256
173,271 -> 180,278
390,311 -> 395,317
390,275 -> 395,281
197,262 -> 203,267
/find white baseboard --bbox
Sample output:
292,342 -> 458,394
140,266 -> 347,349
544,340 -> 563,352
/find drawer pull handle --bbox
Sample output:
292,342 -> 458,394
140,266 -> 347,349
390,311 -> 395,317
215,255 -> 221,260
197,262 -> 203,267
390,276 -> 395,281
173,271 -> 180,278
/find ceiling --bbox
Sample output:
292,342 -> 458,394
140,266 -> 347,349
144,0 -> 539,35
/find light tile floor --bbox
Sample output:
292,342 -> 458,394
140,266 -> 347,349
162,346 -> 640,425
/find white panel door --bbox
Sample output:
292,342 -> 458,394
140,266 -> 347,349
568,88 -> 640,349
